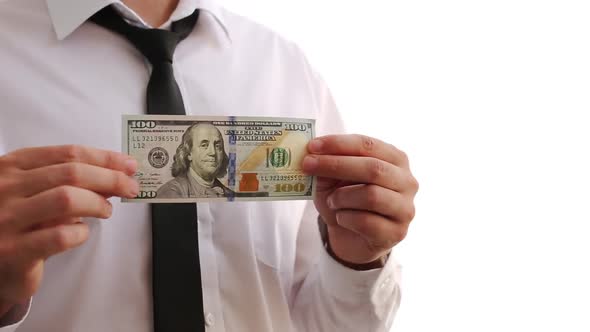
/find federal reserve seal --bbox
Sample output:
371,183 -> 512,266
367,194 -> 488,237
148,147 -> 169,169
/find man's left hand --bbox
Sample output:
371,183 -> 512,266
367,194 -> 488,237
303,135 -> 419,268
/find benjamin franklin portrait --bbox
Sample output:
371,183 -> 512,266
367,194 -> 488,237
157,122 -> 234,198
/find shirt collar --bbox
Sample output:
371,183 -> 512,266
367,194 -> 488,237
46,0 -> 231,42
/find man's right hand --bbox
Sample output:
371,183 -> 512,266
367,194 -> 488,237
0,145 -> 139,317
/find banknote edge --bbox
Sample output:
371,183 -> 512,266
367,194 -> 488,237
121,196 -> 313,203
122,114 -> 317,124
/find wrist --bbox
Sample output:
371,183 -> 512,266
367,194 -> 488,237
0,301 -> 14,319
318,217 -> 389,271
0,298 -> 28,318
326,241 -> 389,271
0,298 -> 31,327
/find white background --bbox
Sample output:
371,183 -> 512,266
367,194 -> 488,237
221,1 -> 590,331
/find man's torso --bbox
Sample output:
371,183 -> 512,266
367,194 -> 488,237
0,0 -> 330,330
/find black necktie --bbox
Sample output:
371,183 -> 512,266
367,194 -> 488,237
90,6 -> 205,332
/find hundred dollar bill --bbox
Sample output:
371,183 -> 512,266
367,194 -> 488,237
122,115 -> 315,202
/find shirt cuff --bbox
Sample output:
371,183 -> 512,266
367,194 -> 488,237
318,244 -> 401,308
0,298 -> 32,331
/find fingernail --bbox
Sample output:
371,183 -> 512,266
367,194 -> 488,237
128,180 -> 140,198
105,201 -> 113,218
302,155 -> 319,171
327,195 -> 336,209
308,139 -> 323,153
125,158 -> 138,175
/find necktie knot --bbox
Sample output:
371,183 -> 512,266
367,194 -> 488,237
90,6 -> 199,65
90,5 -> 199,115
131,29 -> 179,64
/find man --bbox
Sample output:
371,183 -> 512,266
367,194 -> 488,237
0,0 -> 418,331
157,122 -> 233,198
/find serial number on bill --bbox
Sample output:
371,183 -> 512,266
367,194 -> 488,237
259,174 -> 307,181
130,135 -> 180,142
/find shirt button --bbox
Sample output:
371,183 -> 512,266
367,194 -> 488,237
205,312 -> 215,327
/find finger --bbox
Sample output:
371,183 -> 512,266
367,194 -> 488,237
20,162 -> 139,198
18,222 -> 89,260
33,217 -> 82,231
335,210 -> 408,251
303,154 -> 408,191
327,184 -> 415,222
7,145 -> 137,175
10,186 -> 112,232
314,176 -> 348,193
308,135 -> 410,168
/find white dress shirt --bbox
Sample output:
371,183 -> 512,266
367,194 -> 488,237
0,0 -> 401,331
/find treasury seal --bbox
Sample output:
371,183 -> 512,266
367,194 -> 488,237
148,147 -> 169,169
